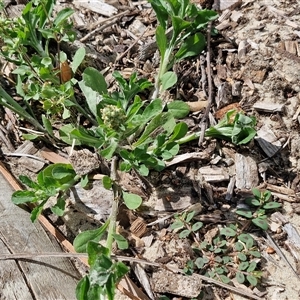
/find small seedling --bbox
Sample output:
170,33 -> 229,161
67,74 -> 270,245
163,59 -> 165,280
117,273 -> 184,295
236,188 -> 281,230
170,210 -> 203,239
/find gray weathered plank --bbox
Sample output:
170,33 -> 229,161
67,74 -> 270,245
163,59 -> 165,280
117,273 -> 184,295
0,172 -> 81,300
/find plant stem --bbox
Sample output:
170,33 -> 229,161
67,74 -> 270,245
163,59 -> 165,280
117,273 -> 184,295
152,46 -> 174,100
106,157 -> 119,255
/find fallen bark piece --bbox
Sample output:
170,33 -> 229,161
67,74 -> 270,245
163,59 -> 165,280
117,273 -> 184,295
253,102 -> 284,113
255,125 -> 282,157
199,165 -> 229,182
152,269 -> 202,298
235,154 -> 259,189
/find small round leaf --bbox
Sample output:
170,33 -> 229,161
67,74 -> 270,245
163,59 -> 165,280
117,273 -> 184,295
122,191 -> 142,209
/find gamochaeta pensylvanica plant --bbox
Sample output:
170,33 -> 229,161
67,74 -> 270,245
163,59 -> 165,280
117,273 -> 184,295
60,68 -> 191,176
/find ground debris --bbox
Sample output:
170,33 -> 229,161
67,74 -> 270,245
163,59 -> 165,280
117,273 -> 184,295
151,269 -> 202,298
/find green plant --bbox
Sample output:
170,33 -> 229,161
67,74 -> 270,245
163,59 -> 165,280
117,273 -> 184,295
11,163 -> 80,222
0,0 -> 93,126
171,215 -> 263,287
236,188 -> 281,230
204,110 -> 257,145
149,0 -> 218,98
170,210 -> 203,239
60,69 -> 190,176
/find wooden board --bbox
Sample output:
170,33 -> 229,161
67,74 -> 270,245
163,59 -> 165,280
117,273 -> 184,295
0,172 -> 81,300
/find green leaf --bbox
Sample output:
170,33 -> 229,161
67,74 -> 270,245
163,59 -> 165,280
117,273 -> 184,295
148,0 -> 168,29
186,211 -> 195,222
195,257 -> 207,268
252,218 -> 268,230
73,220 -> 109,252
167,100 -> 190,119
222,256 -> 231,264
78,81 -> 101,118
142,98 -> 163,122
112,233 -> 128,250
51,198 -> 66,216
170,220 -> 184,230
12,190 -> 37,204
220,227 -> 236,237
100,139 -> 118,160
122,191 -> 142,209
70,128 -> 103,148
51,163 -> 75,181
245,197 -> 261,206
19,175 -> 39,189
236,210 -> 253,218
30,205 -> 44,222
160,71 -> 177,91
42,115 -> 54,137
236,272 -> 245,284
71,47 -> 86,73
238,234 -> 254,249
102,176 -> 112,190
263,202 -> 281,209
82,67 -> 107,94
263,190 -> 272,201
87,241 -> 109,266
246,275 -> 258,286
80,174 -> 89,188
238,261 -> 249,271
175,32 -> 205,61
156,25 -> 167,58
252,188 -> 261,199
235,241 -> 244,251
237,253 -> 247,261
76,276 -> 90,300
179,229 -> 191,238
192,222 -> 203,232
59,124 -> 81,145
133,112 -> 175,147
53,7 -> 74,26
169,122 -> 188,141
247,261 -> 257,272
249,251 -> 261,258
171,16 -> 190,40
219,275 -> 231,284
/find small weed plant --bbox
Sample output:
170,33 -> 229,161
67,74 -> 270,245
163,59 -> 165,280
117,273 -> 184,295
171,188 -> 281,288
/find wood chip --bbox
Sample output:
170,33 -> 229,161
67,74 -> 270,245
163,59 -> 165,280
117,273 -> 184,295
253,102 -> 284,113
235,153 -> 259,189
199,166 -> 229,182
152,269 -> 202,298
255,126 -> 282,157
